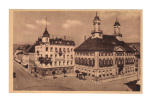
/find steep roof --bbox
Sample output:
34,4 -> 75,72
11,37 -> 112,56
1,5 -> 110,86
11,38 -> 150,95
114,21 -> 121,26
50,38 -> 75,46
94,15 -> 101,21
75,35 -> 135,52
127,43 -> 140,53
24,44 -> 36,54
42,28 -> 50,37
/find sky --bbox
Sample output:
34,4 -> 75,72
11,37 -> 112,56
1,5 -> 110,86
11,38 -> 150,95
13,10 -> 141,47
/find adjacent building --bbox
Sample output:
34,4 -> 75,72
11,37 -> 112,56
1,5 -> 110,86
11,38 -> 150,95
14,44 -> 35,68
74,13 -> 136,80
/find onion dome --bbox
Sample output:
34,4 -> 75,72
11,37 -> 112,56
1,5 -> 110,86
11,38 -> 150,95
42,17 -> 50,37
114,17 -> 121,26
93,12 -> 101,21
42,28 -> 50,37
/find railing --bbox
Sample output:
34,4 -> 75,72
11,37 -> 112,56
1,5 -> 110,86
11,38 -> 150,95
49,34 -> 74,41
91,30 -> 103,33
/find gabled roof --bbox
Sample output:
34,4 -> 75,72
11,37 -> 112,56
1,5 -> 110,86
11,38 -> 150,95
75,35 -> 135,52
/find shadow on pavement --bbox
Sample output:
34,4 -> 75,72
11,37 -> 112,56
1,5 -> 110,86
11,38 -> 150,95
124,80 -> 140,91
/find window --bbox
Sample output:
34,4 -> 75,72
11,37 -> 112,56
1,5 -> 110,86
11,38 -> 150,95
59,48 -> 61,52
67,48 -> 70,52
71,48 -> 73,52
55,54 -> 57,58
63,48 -> 66,52
50,62 -> 52,65
55,48 -> 58,52
63,55 -> 65,58
45,54 -> 48,58
55,61 -> 57,65
37,50 -> 39,56
67,61 -> 69,65
71,61 -> 72,65
46,47 -> 48,51
67,55 -> 69,59
50,47 -> 53,52
50,54 -> 53,58
71,55 -> 73,59
59,61 -> 61,65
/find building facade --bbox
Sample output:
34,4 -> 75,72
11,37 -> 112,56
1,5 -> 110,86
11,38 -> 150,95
74,13 -> 136,80
34,23 -> 75,76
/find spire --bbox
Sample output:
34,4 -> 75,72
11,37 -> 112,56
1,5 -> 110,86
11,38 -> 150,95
42,17 -> 50,38
94,11 -> 100,21
45,17 -> 47,30
116,16 -> 118,22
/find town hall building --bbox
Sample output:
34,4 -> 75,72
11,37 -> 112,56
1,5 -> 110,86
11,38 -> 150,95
74,13 -> 136,80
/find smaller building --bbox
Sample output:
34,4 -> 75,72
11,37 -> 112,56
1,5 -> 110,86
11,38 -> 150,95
14,44 -> 36,69
34,19 -> 75,76
22,45 -> 35,70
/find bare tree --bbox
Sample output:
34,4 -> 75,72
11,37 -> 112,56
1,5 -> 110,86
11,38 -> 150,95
82,72 -> 87,81
75,70 -> 80,78
52,71 -> 56,79
62,69 -> 67,77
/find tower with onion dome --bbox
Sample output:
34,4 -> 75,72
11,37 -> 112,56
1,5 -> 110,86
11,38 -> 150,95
91,12 -> 103,39
114,17 -> 122,40
42,17 -> 50,43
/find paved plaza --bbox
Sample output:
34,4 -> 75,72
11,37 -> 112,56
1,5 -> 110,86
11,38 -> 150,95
13,61 -> 138,91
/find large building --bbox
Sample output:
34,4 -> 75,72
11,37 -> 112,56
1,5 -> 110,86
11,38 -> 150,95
34,19 -> 75,76
74,13 -> 136,80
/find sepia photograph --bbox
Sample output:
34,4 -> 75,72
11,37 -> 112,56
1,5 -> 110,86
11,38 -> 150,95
9,9 -> 142,93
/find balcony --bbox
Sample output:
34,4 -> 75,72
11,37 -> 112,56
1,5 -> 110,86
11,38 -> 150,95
91,30 -> 103,34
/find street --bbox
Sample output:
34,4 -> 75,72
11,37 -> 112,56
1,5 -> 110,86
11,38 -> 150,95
13,61 -> 138,91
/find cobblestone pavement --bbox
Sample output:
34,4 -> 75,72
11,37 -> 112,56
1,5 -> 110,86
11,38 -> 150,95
13,61 -> 138,91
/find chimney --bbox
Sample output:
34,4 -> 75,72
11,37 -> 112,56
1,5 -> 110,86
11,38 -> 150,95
84,36 -> 86,41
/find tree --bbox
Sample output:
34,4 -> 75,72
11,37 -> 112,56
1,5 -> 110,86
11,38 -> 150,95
62,69 -> 67,77
82,72 -> 87,81
75,70 -> 80,78
52,71 -> 56,79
